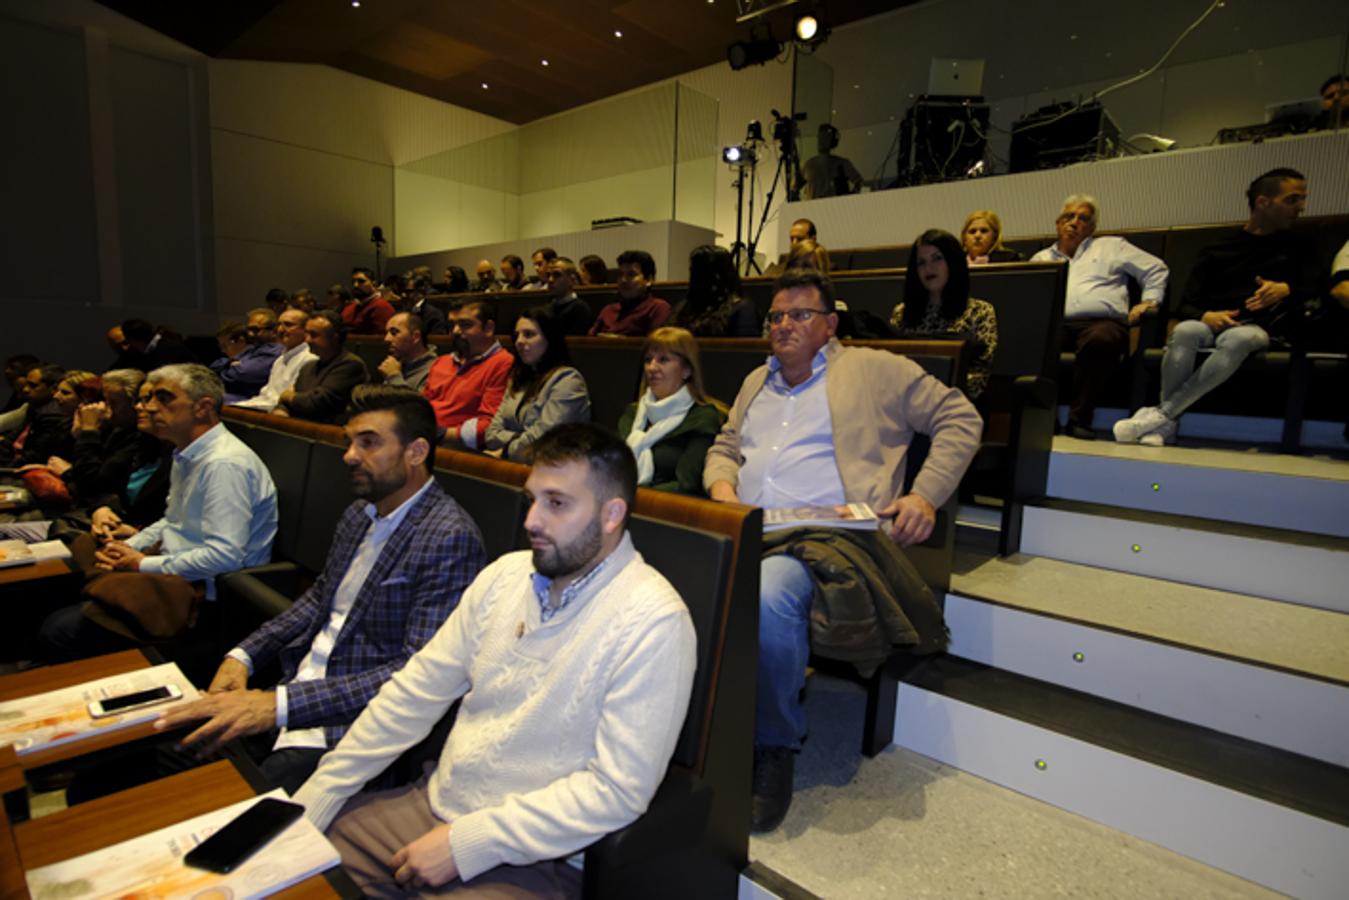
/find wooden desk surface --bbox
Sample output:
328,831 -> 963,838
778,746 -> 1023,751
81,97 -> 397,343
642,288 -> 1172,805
0,556 -> 74,586
15,760 -> 340,898
0,650 -> 180,770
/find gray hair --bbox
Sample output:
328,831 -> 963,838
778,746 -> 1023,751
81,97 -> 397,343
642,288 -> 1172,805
1061,194 -> 1099,225
101,368 -> 146,400
147,363 -> 224,412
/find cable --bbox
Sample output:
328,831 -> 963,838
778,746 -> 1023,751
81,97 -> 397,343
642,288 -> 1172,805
1014,0 -> 1224,135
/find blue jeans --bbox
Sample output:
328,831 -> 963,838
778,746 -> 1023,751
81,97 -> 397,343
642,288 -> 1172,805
757,555 -> 815,750
1159,320 -> 1269,419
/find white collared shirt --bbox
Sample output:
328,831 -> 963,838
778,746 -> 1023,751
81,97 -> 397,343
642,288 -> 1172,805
228,478 -> 433,750
230,342 -> 318,411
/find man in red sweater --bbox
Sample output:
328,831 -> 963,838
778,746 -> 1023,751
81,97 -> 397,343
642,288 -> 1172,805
422,300 -> 512,449
588,249 -> 671,337
342,267 -> 396,336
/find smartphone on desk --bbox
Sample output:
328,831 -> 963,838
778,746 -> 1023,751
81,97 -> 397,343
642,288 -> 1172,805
184,797 -> 306,874
86,684 -> 183,718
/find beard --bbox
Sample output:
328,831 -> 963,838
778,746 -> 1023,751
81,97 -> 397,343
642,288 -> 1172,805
450,333 -> 470,358
532,513 -> 603,579
350,464 -> 406,504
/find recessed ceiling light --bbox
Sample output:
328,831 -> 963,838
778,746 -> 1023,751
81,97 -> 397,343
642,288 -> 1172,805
541,59 -> 549,66
351,0 -> 360,6
613,30 -> 623,38
481,82 -> 489,89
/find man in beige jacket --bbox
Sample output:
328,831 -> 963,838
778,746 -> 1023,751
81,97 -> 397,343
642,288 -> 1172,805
705,270 -> 982,833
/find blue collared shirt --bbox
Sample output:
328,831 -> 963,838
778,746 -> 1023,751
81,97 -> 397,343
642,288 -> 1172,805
530,551 -> 614,623
1031,235 -> 1169,321
126,423 -> 278,599
736,349 -> 847,509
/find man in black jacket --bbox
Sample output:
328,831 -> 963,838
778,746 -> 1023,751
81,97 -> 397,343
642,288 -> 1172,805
275,309 -> 369,423
1114,168 -> 1320,445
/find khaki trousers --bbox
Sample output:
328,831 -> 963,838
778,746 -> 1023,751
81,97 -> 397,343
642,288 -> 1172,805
327,778 -> 582,899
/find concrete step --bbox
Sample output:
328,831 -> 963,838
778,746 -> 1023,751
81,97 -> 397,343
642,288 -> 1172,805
1047,437 -> 1349,538
894,657 -> 1349,899
1019,499 -> 1349,612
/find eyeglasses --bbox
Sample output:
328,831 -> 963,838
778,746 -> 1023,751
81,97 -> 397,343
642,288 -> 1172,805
767,308 -> 829,326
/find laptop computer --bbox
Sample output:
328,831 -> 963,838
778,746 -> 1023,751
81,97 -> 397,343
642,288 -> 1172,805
928,58 -> 985,98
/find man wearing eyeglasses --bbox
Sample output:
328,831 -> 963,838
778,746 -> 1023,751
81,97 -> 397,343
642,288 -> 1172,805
212,309 -> 283,404
704,270 -> 982,832
39,364 -> 277,662
1031,195 -> 1169,439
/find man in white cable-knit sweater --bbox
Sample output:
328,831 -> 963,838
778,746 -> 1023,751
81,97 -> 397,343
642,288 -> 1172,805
293,423 -> 697,897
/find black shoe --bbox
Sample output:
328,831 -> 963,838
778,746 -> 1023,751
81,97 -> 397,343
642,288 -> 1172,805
1065,421 -> 1097,440
751,745 -> 795,833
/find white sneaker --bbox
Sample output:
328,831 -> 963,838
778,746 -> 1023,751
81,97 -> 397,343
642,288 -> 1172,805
1113,407 -> 1171,444
1139,418 -> 1179,446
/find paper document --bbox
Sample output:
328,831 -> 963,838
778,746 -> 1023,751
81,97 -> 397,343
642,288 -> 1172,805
763,502 -> 882,532
0,662 -> 199,755
25,788 -> 342,900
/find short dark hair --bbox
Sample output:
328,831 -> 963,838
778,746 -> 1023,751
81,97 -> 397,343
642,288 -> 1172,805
902,229 -> 971,326
502,253 -> 524,270
33,364 -> 66,386
121,318 -> 155,343
5,353 -> 39,374
531,423 -> 637,524
396,311 -> 427,344
616,249 -> 656,280
348,384 -> 438,473
533,247 -> 557,263
1320,74 -> 1347,96
1246,168 -> 1305,209
309,308 -> 346,341
793,218 -> 817,238
772,269 -> 836,312
352,266 -> 377,281
453,299 -> 496,327
265,288 -> 289,306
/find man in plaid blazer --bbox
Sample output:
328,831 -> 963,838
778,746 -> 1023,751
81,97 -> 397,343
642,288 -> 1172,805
158,385 -> 486,792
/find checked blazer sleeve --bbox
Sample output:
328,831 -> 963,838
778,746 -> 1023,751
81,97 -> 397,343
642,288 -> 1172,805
237,503 -> 370,669
282,488 -> 487,742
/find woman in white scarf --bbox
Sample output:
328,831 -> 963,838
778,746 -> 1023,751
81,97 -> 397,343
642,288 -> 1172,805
618,328 -> 726,495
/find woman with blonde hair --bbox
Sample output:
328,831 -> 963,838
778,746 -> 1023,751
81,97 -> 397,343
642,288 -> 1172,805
617,327 -> 725,495
961,210 -> 1022,264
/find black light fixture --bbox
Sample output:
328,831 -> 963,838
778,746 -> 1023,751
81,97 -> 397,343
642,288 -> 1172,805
728,24 -> 781,70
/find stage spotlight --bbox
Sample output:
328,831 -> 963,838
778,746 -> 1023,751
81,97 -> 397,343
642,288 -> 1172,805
793,10 -> 829,49
722,144 -> 757,166
728,30 -> 781,70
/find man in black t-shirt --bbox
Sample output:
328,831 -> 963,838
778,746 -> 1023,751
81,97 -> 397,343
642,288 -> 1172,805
1115,168 -> 1321,445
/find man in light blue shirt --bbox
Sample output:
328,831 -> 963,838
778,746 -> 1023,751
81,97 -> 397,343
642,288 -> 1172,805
1031,194 -> 1168,439
40,363 -> 277,661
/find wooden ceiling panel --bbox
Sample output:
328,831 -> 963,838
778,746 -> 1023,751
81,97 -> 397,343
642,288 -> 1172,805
360,21 -> 492,81
97,0 -> 920,124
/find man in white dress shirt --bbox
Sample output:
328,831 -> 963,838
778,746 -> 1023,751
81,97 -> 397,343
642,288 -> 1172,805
231,308 -> 317,413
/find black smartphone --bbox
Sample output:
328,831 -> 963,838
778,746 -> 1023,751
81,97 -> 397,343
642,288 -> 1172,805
183,797 -> 305,874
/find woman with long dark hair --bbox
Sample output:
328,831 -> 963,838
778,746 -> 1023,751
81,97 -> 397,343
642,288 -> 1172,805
672,244 -> 759,337
484,306 -> 591,461
891,229 -> 999,398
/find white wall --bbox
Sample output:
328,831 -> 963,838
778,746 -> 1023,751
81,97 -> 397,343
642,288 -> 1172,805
208,60 -> 514,311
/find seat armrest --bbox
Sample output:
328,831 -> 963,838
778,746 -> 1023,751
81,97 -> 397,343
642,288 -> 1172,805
583,769 -> 712,871
218,564 -> 301,619
1012,375 -> 1056,410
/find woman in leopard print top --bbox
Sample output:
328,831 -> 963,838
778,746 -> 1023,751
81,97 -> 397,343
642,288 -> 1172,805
890,229 -> 999,399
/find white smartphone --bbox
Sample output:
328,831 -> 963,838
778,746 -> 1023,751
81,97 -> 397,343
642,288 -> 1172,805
87,684 -> 183,718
